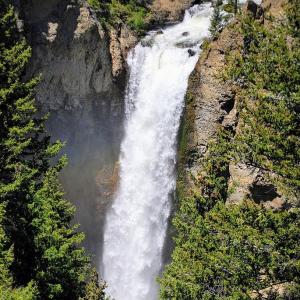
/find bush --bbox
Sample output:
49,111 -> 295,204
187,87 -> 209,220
160,200 -> 300,299
88,0 -> 149,32
226,5 -> 300,197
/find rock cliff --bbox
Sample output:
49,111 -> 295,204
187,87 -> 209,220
182,0 -> 290,209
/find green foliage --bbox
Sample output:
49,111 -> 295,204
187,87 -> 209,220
87,0 -> 103,10
223,3 -> 234,14
209,1 -> 223,38
226,5 -> 300,197
0,2 -> 106,299
29,166 -> 92,299
0,204 -> 38,300
198,130 -> 234,211
0,282 -> 38,300
285,0 -> 300,38
87,0 -> 149,32
161,2 -> 300,299
209,0 -> 241,38
0,2 -> 49,285
80,269 -> 107,300
160,200 -> 300,299
175,126 -> 234,242
109,0 -> 148,31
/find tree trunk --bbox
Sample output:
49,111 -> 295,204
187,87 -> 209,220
234,0 -> 238,14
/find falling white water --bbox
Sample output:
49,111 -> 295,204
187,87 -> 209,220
102,3 -> 212,300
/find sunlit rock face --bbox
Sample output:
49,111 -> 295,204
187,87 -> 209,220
19,0 -> 125,266
150,0 -> 194,24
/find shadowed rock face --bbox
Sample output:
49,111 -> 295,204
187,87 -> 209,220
18,0 -> 125,267
249,182 -> 279,202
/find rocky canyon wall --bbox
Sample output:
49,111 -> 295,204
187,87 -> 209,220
181,0 -> 290,209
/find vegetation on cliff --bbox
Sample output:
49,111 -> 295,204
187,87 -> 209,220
160,198 -> 300,299
0,1 -> 106,299
87,0 -> 150,32
209,0 -> 242,38
227,0 -> 300,197
160,1 -> 300,299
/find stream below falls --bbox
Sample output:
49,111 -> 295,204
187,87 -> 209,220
102,3 -> 213,300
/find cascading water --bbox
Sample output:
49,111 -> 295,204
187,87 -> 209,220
102,3 -> 213,300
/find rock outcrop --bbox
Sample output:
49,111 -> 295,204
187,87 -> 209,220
226,163 -> 286,210
108,25 -> 138,78
151,0 -> 194,24
183,0 -> 288,208
262,0 -> 286,18
183,21 -> 241,189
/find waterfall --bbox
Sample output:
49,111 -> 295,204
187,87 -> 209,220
102,4 -> 213,300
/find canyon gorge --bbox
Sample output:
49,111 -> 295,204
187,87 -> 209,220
3,0 -> 298,299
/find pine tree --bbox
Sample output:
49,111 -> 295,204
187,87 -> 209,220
0,204 -> 38,299
0,0 -> 43,284
0,1 -> 105,299
209,1 -> 223,38
160,200 -> 300,299
29,165 -> 99,299
286,0 -> 300,38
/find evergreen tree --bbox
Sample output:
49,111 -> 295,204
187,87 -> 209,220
286,0 -> 300,38
227,2 -> 300,196
0,204 -> 38,299
0,1 -> 105,299
209,1 -> 223,38
160,200 -> 300,299
0,0 -> 42,284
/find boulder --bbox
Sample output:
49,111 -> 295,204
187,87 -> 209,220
188,49 -> 196,56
